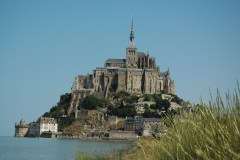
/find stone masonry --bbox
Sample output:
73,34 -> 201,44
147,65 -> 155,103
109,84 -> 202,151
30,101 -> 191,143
70,19 -> 176,115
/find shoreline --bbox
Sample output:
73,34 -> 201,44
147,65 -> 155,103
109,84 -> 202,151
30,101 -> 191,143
14,135 -> 135,143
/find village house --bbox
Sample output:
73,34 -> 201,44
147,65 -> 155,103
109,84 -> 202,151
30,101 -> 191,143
125,116 -> 144,135
124,116 -> 163,136
143,118 -> 163,136
133,103 -> 146,114
15,117 -> 58,137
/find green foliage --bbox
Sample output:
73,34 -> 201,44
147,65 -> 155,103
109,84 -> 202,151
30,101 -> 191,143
58,112 -> 75,131
162,99 -> 171,110
75,149 -> 127,160
125,94 -> 139,104
79,95 -> 103,110
153,94 -> 161,101
76,152 -> 109,160
114,91 -> 130,99
150,104 -> 156,109
107,102 -> 137,118
41,93 -> 74,131
113,91 -> 133,103
155,97 -> 171,111
171,94 -> 184,105
142,109 -> 161,118
42,93 -> 71,118
143,94 -> 153,101
155,97 -> 163,110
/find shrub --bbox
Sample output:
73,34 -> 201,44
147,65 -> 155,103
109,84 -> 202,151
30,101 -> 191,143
144,94 -> 153,101
107,103 -> 137,117
80,95 -> 103,110
171,94 -> 183,105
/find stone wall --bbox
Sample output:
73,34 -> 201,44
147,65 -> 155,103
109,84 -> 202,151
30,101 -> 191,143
15,126 -> 28,137
117,69 -> 127,92
126,69 -> 144,93
109,131 -> 137,140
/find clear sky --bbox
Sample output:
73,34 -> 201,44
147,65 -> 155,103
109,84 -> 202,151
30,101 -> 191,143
0,0 -> 240,136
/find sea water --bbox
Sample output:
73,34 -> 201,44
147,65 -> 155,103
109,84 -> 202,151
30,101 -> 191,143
0,136 -> 130,160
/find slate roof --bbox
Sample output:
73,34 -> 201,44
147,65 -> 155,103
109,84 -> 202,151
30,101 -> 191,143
106,59 -> 126,64
144,118 -> 162,122
137,52 -> 146,57
126,116 -> 144,123
160,71 -> 168,76
127,68 -> 143,72
38,117 -> 57,124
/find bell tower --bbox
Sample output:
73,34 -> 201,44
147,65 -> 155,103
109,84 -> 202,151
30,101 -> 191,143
126,18 -> 138,68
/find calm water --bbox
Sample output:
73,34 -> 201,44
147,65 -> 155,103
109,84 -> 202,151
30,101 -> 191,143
0,136 -> 130,160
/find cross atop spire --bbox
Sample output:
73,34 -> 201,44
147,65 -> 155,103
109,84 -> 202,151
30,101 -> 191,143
129,18 -> 135,48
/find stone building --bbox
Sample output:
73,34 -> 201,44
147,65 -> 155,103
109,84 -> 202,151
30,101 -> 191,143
14,117 -> 58,137
15,119 -> 29,137
134,103 -> 146,114
37,117 -> 58,136
125,116 -> 144,135
70,20 -> 176,114
143,118 -> 163,136
124,116 -> 163,136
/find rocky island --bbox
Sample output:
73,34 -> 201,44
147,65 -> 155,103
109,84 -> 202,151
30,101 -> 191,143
15,20 -> 187,140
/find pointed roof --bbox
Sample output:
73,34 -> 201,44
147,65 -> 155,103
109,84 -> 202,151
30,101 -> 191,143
129,18 -> 135,48
167,68 -> 170,75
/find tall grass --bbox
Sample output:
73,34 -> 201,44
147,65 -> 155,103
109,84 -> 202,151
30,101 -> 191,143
123,86 -> 240,160
76,85 -> 240,160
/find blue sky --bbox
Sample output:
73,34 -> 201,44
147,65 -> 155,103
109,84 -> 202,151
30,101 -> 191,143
0,0 -> 240,136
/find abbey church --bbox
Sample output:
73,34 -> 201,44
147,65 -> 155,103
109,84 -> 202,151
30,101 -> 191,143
70,20 -> 176,112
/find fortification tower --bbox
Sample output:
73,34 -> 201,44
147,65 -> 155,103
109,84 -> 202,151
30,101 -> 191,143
14,119 -> 29,137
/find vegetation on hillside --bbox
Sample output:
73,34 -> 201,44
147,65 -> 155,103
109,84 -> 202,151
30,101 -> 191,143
107,92 -> 178,118
42,93 -> 75,131
107,101 -> 137,118
76,85 -> 240,160
142,94 -> 172,118
78,95 -> 104,110
171,94 -> 184,105
43,93 -> 71,117
112,91 -> 139,104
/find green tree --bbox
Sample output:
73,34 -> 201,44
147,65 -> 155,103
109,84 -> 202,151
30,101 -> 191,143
143,109 -> 152,118
144,94 -> 153,101
42,93 -> 72,118
80,95 -> 103,110
155,97 -> 163,110
153,94 -> 161,101
107,103 -> 137,117
155,97 -> 171,111
162,99 -> 171,111
171,95 -> 183,105
143,109 -> 161,118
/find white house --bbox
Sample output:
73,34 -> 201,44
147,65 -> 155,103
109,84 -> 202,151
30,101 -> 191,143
37,117 -> 58,135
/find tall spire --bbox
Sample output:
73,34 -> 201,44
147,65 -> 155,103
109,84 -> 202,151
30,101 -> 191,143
129,18 -> 135,48
167,68 -> 170,75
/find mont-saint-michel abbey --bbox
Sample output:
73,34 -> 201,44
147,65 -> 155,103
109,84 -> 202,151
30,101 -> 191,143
70,20 -> 176,113
15,20 -> 177,138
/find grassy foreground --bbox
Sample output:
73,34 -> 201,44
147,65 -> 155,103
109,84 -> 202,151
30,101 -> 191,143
76,88 -> 240,160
